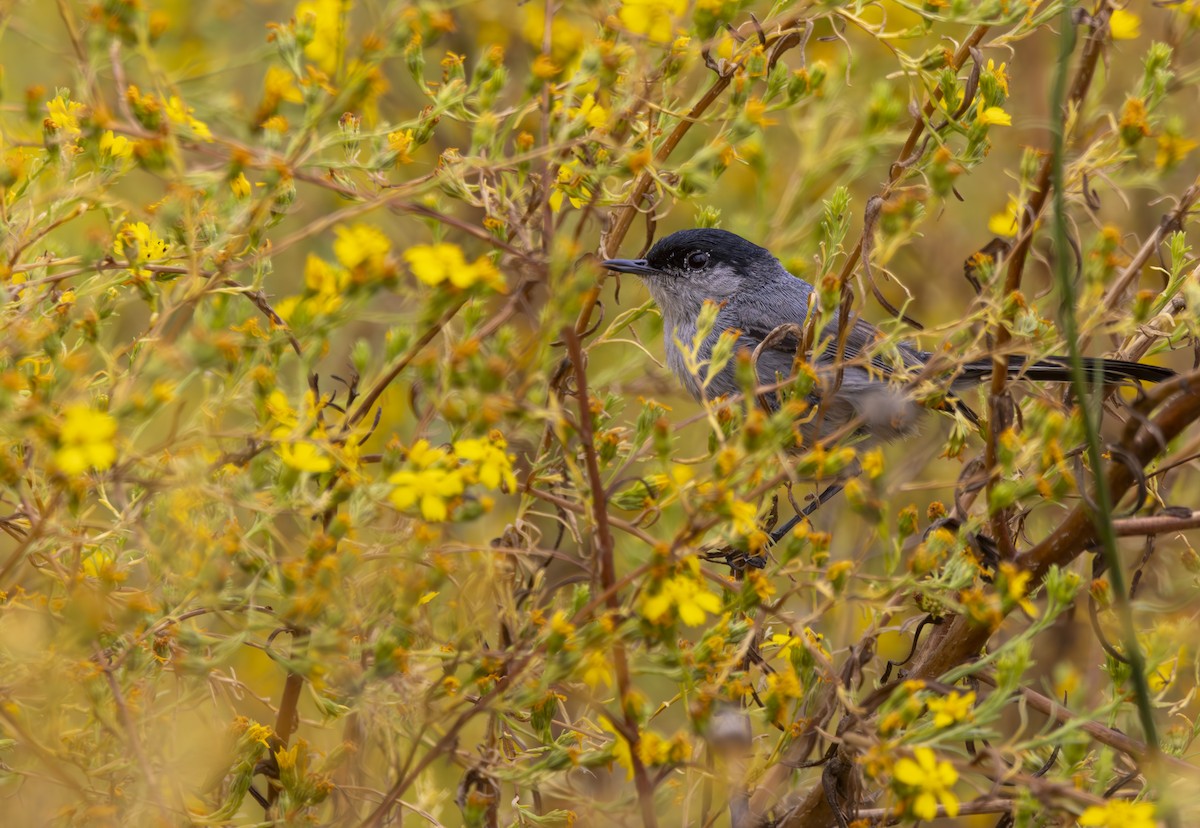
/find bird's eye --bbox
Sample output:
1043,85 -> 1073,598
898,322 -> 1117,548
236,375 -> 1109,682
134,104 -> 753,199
685,250 -> 709,270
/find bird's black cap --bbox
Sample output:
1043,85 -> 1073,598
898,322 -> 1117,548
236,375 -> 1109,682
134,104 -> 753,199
603,228 -> 772,276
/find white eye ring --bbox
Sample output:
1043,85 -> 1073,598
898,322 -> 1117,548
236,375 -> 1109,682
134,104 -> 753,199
686,250 -> 709,270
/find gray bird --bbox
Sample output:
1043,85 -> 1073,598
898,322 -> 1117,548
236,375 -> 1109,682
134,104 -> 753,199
603,228 -> 1174,542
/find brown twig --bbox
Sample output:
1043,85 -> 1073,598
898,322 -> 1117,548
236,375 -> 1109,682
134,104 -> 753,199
561,325 -> 659,828
263,627 -> 308,811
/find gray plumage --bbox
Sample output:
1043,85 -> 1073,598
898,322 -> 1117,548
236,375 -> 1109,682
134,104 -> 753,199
603,228 -> 1174,445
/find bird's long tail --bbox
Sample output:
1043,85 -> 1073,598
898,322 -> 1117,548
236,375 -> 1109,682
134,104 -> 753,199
954,355 -> 1174,386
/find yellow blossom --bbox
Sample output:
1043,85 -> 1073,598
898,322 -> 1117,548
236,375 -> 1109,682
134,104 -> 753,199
521,3 -> 586,60
861,447 -> 884,479
386,441 -> 470,522
453,432 -> 517,490
600,717 -> 634,780
388,467 -> 464,521
163,95 -> 213,140
230,172 -> 251,198
619,0 -> 685,44
892,747 -> 959,821
81,549 -> 118,580
531,54 -> 560,79
113,222 -> 171,274
387,128 -> 415,164
1079,800 -> 1156,828
1120,97 -> 1151,144
986,59 -> 1009,96
275,432 -> 334,473
581,650 -> 614,689
642,563 -> 722,627
403,242 -> 505,290
296,0 -> 351,74
549,161 -> 592,212
408,438 -> 451,468
570,94 -> 608,130
926,691 -> 975,728
99,130 -> 133,160
977,103 -> 1012,126
55,405 -> 118,476
1110,9 -> 1141,40
263,65 -> 303,106
988,196 -> 1021,237
46,93 -> 85,137
333,223 -> 391,273
727,496 -> 758,536
998,561 -> 1038,616
1156,132 -> 1198,169
549,611 -> 575,639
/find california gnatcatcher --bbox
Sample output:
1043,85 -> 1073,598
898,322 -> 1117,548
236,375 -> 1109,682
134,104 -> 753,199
603,228 -> 1175,542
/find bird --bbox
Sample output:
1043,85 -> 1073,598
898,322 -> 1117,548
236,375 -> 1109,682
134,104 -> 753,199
602,227 -> 1175,543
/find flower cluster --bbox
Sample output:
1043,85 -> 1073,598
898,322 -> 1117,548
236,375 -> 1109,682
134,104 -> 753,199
402,242 -> 505,291
54,405 -> 118,476
388,432 -> 516,522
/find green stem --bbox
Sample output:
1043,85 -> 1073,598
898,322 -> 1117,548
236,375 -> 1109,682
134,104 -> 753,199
1048,4 -> 1168,820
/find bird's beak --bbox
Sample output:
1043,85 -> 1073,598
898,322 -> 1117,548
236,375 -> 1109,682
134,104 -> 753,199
601,257 -> 659,277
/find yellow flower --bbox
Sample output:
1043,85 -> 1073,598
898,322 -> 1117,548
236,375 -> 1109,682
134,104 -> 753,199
408,438 -> 451,468
263,65 -> 303,106
642,565 -> 722,627
99,130 -> 133,160
163,95 -> 213,140
998,561 -> 1038,616
261,115 -> 289,134
581,649 -> 614,689
46,93 -> 85,137
230,172 -> 251,198
892,747 -> 959,821
548,162 -> 592,212
275,434 -> 333,473
570,94 -> 608,130
926,691 -> 975,728
985,59 -> 1009,96
1110,9 -> 1141,40
403,242 -> 505,290
1120,97 -> 1151,144
404,242 -> 462,284
297,0 -> 352,74
453,432 -> 517,491
387,128 -> 415,164
727,496 -> 758,536
1156,132 -> 1198,169
977,104 -> 1012,126
388,467 -> 464,522
1079,800 -> 1156,828
988,196 -> 1021,237
861,448 -> 884,479
113,222 -> 171,274
619,0 -> 685,44
55,405 -> 118,476
81,549 -> 117,580
333,223 -> 391,273
600,717 -> 634,780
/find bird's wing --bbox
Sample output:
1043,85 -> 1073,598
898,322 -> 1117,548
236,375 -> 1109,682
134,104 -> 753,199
734,306 -> 922,379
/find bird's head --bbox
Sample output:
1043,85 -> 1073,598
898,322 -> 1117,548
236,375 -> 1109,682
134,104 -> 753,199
602,228 -> 788,321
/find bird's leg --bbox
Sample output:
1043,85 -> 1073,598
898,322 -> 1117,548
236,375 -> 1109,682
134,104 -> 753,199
767,479 -> 847,545
703,479 -> 849,573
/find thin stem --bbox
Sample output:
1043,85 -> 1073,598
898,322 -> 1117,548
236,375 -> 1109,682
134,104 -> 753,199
1047,5 -> 1166,820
